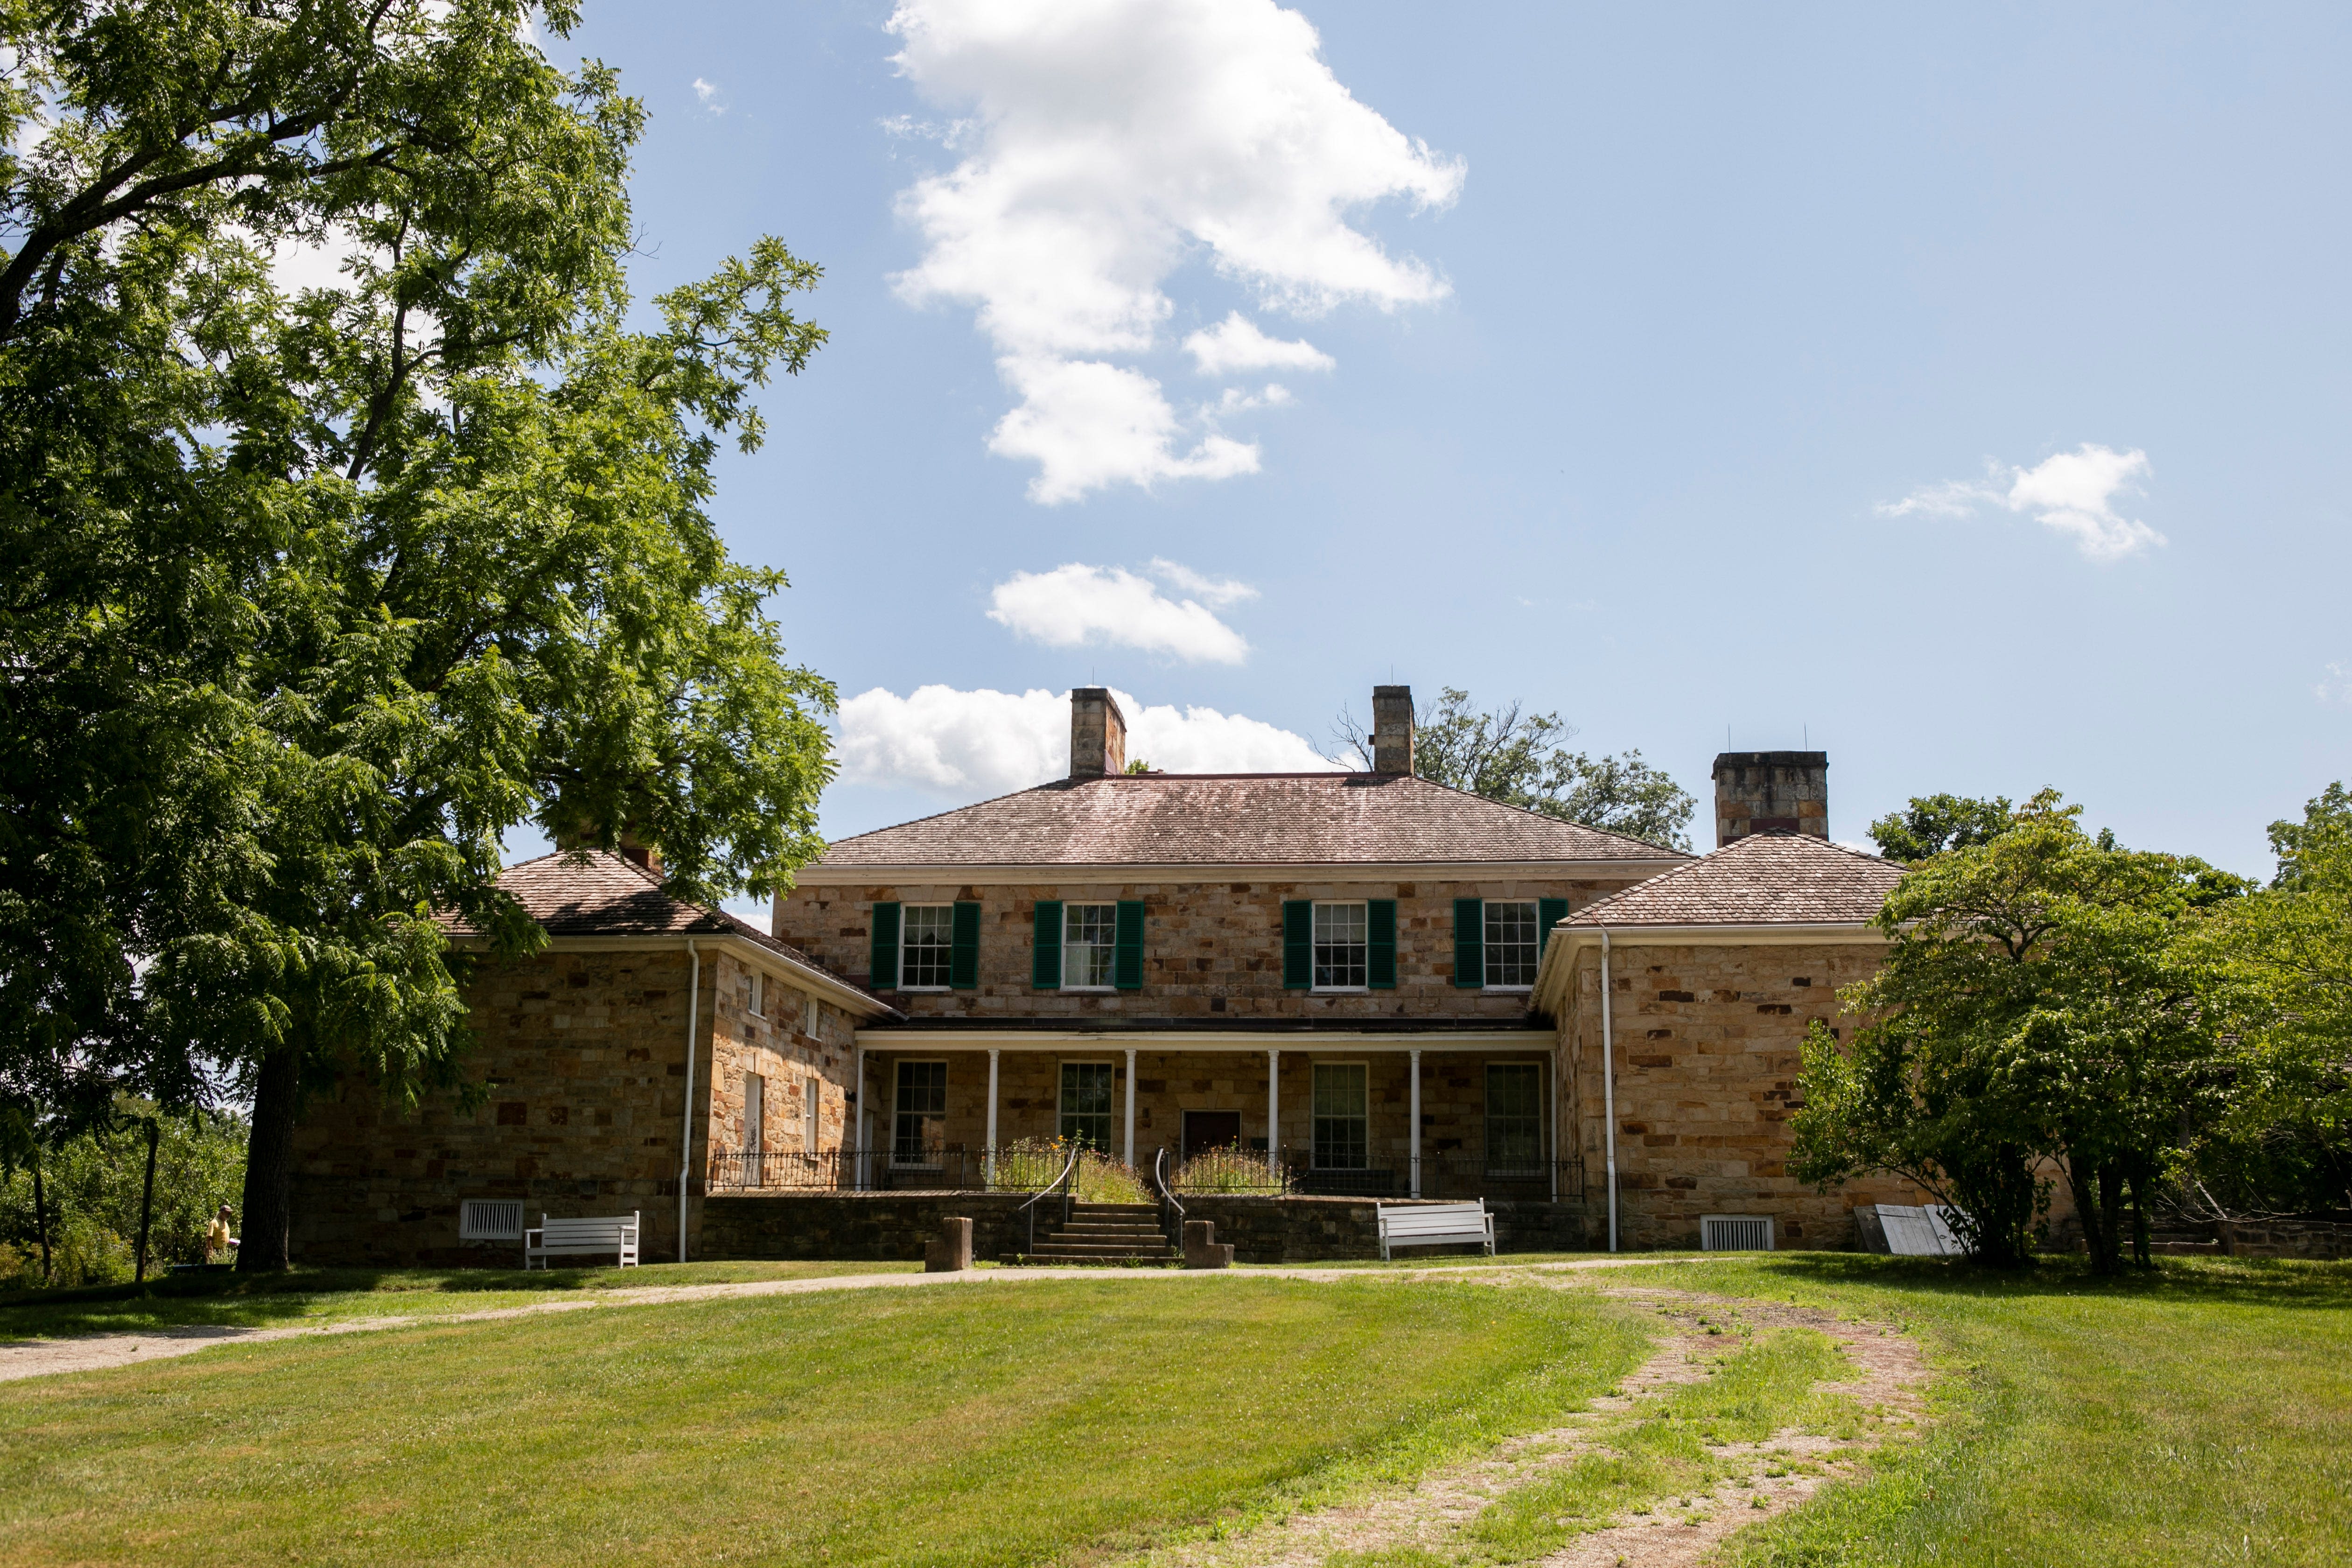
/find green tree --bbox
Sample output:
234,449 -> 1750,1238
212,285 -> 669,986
2184,785 -> 2352,1214
1344,688 -> 1694,849
1793,792 -> 2242,1271
1867,793 -> 2016,862
2,2 -> 835,1267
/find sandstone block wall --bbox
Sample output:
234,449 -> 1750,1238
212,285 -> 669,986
699,1192 -> 1585,1264
1557,940 -> 1925,1249
777,876 -> 1646,1023
291,945 -> 861,1268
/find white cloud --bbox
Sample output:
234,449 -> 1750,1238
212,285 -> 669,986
2318,663 -> 2352,708
836,685 -> 1337,795
1146,558 -> 1257,608
1881,443 -> 2164,562
693,77 -> 726,115
988,357 -> 1258,503
887,0 -> 1462,503
1183,311 -> 1336,375
987,562 -> 1251,664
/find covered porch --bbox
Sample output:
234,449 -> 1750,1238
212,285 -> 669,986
710,1031 -> 1579,1205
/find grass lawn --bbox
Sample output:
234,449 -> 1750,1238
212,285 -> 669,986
0,1258 -> 923,1340
1606,1253 -> 2352,1568
0,1276 -> 1649,1568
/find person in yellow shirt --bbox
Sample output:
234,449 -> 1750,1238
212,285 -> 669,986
204,1204 -> 237,1265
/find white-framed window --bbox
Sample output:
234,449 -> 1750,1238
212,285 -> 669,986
900,905 -> 954,990
1484,901 -> 1540,990
893,1060 -> 946,1166
802,995 -> 819,1038
1062,903 -> 1118,990
1485,1063 -> 1543,1174
802,1078 -> 820,1154
742,1072 -> 765,1151
1311,1062 -> 1369,1170
1059,1061 -> 1115,1149
1313,901 -> 1368,990
748,970 -> 766,1017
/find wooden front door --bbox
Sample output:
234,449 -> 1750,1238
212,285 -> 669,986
1182,1110 -> 1242,1160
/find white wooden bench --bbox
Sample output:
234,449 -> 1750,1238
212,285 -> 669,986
524,1212 -> 641,1269
1377,1200 -> 1494,1261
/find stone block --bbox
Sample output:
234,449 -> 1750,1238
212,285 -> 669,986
924,1216 -> 973,1272
1183,1219 -> 1233,1269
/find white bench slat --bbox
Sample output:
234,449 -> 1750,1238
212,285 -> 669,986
1376,1200 -> 1494,1260
524,1212 -> 641,1269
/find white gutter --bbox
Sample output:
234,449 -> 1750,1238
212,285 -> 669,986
1600,924 -> 1618,1254
679,939 -> 700,1264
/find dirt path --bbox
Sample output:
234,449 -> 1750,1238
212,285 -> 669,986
0,1255 -> 1702,1384
1130,1289 -> 1932,1568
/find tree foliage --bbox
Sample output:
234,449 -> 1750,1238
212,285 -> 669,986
1793,791 -> 2248,1270
1,2 -> 836,1265
1866,793 -> 2015,862
1340,688 -> 1695,849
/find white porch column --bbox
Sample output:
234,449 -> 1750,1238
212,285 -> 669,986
986,1048 -> 1001,1187
1409,1047 -> 1423,1198
1546,1051 -> 1558,1203
852,1044 -> 866,1191
1123,1047 -> 1137,1167
1267,1048 -> 1281,1181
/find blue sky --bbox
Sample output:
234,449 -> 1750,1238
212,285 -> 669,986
532,1 -> 2352,904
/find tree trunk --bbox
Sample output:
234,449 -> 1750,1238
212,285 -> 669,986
2126,1168 -> 2153,1269
238,1046 -> 300,1273
134,1119 -> 160,1283
30,1157 -> 50,1283
2068,1160 -> 2108,1272
2090,1163 -> 2126,1275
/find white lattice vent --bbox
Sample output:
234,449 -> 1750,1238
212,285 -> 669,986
460,1199 -> 525,1241
1700,1214 -> 1775,1252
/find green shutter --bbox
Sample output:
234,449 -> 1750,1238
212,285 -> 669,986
1453,898 -> 1484,988
870,902 -> 900,990
1032,900 -> 1063,989
1115,900 -> 1145,990
1538,897 -> 1569,956
1367,899 -> 1397,989
1282,901 -> 1312,988
949,901 -> 981,990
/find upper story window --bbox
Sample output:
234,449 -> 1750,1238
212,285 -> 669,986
1484,901 -> 1540,989
1063,903 -> 1118,990
748,971 -> 766,1017
1313,901 -> 1367,990
901,905 -> 955,990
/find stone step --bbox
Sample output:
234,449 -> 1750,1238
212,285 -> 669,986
1000,1252 -> 1178,1267
1034,1237 -> 1175,1253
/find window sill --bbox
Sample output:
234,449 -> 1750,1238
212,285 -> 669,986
1059,986 -> 1114,994
1312,987 -> 1370,995
896,986 -> 950,994
1483,986 -> 1534,994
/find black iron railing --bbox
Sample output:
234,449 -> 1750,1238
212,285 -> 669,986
708,1146 -> 1586,1202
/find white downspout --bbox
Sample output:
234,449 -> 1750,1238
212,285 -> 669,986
1600,925 -> 1618,1253
1123,1047 -> 1137,1168
1408,1047 -> 1422,1198
679,938 -> 701,1264
1267,1048 -> 1280,1183
986,1048 -> 1000,1188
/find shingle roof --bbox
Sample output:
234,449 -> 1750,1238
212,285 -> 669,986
811,772 -> 1689,870
1560,833 -> 1905,927
450,851 -> 892,1009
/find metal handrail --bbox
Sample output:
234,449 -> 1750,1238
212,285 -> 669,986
1018,1143 -> 1081,1255
1152,1146 -> 1186,1253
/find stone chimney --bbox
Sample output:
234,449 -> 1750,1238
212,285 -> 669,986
1070,687 -> 1127,778
1371,685 -> 1415,775
1712,751 -> 1828,847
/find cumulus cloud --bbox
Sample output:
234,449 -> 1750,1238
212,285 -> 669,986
1183,311 -> 1336,375
837,685 -> 1337,795
1146,558 -> 1257,608
887,0 -> 1461,503
1881,444 -> 2163,562
987,561 -> 1252,664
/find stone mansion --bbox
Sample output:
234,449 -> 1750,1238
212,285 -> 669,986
290,686 -> 1922,1264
